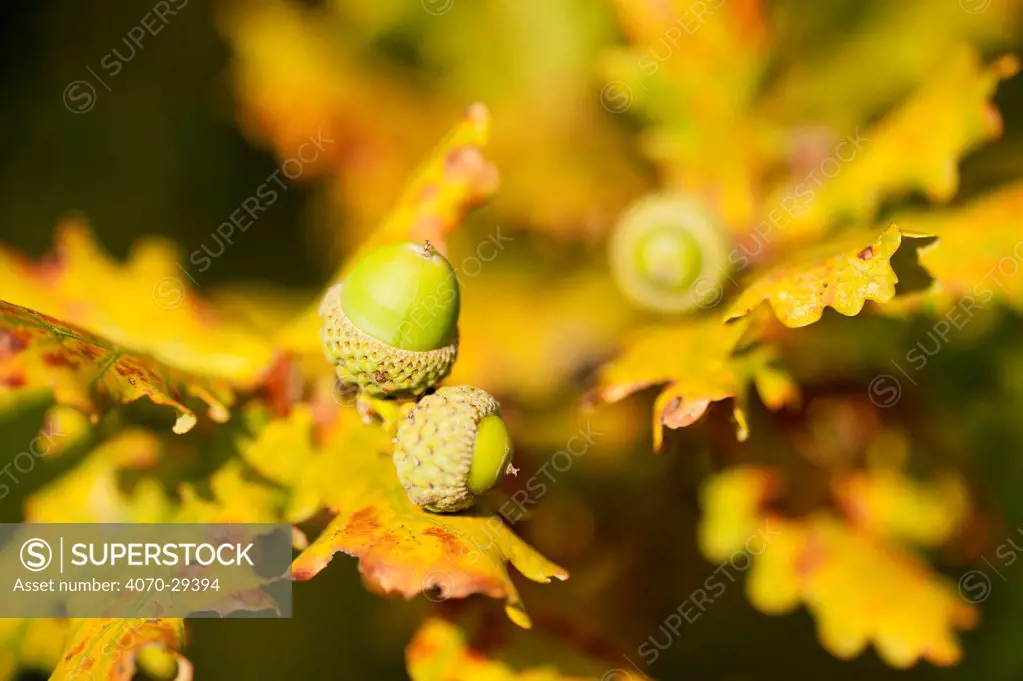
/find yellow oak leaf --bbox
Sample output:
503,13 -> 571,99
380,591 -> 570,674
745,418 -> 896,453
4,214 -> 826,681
745,514 -> 978,669
345,103 -> 497,265
726,225 -> 902,327
219,0 -> 453,236
699,466 -> 978,668
0,619 -> 69,680
765,48 -> 1018,244
236,403 -> 322,522
37,405 -> 93,460
894,180 -> 1023,311
0,300 -> 232,434
832,468 -> 970,548
288,407 -> 568,629
697,465 -> 779,561
604,0 -> 775,232
762,1 -> 1023,130
237,403 -> 315,488
407,617 -> 652,681
175,460 -> 288,524
26,429 -> 170,523
590,316 -> 798,447
50,618 -> 190,681
28,432 -> 286,616
278,104 -> 498,357
28,425 -> 289,525
0,221 -> 274,385
224,0 -> 643,242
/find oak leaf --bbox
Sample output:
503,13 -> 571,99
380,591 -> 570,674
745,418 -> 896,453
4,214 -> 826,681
590,316 -> 798,447
896,180 -> 1023,311
746,514 -> 977,668
277,406 -> 567,629
832,468 -> 970,548
26,429 -> 170,523
277,103 -> 498,357
50,618 -> 190,681
699,465 -> 978,668
765,48 -> 1018,244
406,617 -> 652,681
725,225 -> 902,327
174,460 -> 288,524
0,619 -> 69,680
28,425 -> 289,526
0,222 -> 274,385
0,300 -> 233,434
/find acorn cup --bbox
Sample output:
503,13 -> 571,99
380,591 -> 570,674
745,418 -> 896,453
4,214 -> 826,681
393,386 -> 515,513
320,241 -> 460,398
609,193 -> 732,313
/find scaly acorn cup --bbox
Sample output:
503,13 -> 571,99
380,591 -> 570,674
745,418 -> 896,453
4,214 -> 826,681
393,386 -> 515,513
609,192 -> 732,313
320,241 -> 460,398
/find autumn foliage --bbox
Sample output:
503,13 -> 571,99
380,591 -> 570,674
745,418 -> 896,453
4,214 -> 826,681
2,1 -> 1023,679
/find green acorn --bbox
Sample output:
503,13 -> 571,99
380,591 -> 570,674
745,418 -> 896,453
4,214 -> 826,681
609,193 -> 732,313
320,241 -> 460,397
393,386 -> 515,513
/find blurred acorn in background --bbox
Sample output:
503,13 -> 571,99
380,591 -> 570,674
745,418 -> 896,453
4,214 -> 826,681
609,193 -> 733,314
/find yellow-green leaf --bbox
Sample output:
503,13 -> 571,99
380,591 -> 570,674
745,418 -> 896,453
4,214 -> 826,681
175,460 -> 288,524
407,617 -> 652,681
0,221 -> 274,386
590,316 -> 797,448
895,180 -> 1023,311
26,429 -> 170,523
278,104 -> 498,356
762,2 -> 1022,130
28,428 -> 288,525
726,226 -> 902,327
49,618 -> 189,681
0,300 -> 233,434
286,407 -> 568,629
236,404 -> 322,522
699,465 -> 978,669
765,48 -> 1018,244
0,619 -> 69,680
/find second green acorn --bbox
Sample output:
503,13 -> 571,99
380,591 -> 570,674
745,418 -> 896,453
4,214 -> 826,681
393,385 -> 515,512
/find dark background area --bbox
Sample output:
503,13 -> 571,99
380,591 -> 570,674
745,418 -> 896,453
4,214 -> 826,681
0,1 -> 320,288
